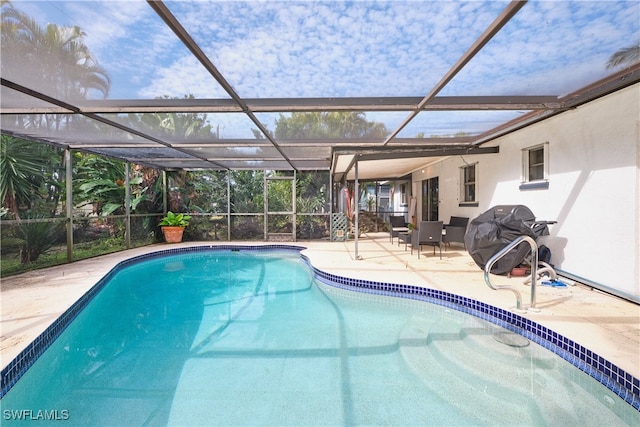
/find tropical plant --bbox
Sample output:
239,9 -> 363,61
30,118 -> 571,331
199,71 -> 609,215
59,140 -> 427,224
2,1 -> 111,220
369,194 -> 378,212
74,154 -> 149,216
188,171 -> 227,213
267,175 -> 293,213
607,43 -> 640,69
129,95 -> 219,214
296,171 -> 328,213
159,211 -> 191,227
0,135 -> 63,218
230,170 -> 264,213
130,163 -> 162,214
164,170 -> 227,214
16,215 -> 63,263
1,1 -> 111,102
137,95 -> 215,139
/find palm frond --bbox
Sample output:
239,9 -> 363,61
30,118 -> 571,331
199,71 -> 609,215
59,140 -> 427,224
607,43 -> 640,69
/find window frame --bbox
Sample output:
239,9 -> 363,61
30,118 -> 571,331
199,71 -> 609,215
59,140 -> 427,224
459,162 -> 478,207
520,142 -> 549,190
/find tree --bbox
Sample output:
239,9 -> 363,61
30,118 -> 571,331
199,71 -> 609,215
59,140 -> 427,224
1,1 -> 111,135
0,135 -> 62,219
128,95 -> 219,214
136,95 -> 215,140
1,1 -> 111,102
264,113 -> 387,223
296,171 -> 329,239
296,171 -> 328,213
230,170 -> 264,213
187,171 -> 228,214
607,43 -> 640,69
1,0 -> 113,204
273,112 -> 388,139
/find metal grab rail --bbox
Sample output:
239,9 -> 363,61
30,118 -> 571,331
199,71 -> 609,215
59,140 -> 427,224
483,235 -> 538,312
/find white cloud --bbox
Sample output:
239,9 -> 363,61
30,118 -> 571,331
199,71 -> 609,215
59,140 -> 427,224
166,1 -> 506,98
14,0 -> 640,133
137,54 -> 226,99
442,0 -> 639,96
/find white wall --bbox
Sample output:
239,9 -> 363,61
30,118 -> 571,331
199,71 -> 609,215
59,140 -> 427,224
413,84 -> 640,300
390,181 -> 411,215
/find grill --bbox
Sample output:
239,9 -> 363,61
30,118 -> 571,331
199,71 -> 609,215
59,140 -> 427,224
464,205 -> 553,275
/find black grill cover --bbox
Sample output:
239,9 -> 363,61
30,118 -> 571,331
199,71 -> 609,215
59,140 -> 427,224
464,205 -> 550,275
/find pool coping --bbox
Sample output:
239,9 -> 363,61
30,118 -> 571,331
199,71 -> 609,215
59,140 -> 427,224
2,244 -> 639,413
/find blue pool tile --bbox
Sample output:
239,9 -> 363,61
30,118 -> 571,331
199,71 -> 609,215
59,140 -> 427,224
2,244 -> 639,413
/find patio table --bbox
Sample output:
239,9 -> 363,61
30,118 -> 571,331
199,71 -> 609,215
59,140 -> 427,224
398,232 -> 412,251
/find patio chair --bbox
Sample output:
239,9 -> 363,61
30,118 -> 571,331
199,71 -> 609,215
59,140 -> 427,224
411,221 -> 443,259
389,215 -> 409,243
443,216 -> 469,249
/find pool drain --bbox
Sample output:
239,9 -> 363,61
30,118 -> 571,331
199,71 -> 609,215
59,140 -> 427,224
492,331 -> 530,347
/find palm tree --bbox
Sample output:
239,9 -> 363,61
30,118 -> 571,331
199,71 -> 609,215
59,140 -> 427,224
607,43 -> 640,69
127,95 -> 217,214
1,1 -> 111,107
135,95 -> 214,140
0,135 -> 60,219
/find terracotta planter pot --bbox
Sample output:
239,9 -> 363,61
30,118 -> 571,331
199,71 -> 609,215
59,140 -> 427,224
161,226 -> 185,243
510,267 -> 528,277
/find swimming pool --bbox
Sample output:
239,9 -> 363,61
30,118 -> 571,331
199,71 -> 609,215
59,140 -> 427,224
1,246 -> 639,425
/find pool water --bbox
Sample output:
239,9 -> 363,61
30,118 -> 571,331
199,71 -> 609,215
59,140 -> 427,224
1,249 -> 638,426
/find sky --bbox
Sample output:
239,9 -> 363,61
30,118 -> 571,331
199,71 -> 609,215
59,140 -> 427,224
8,0 -> 640,138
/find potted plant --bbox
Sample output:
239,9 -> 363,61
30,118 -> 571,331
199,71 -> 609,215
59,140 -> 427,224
159,211 -> 192,243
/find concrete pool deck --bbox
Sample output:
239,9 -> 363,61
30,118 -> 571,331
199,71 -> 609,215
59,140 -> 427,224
1,232 -> 639,381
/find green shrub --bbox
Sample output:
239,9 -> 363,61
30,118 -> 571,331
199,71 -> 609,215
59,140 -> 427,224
17,218 -> 63,263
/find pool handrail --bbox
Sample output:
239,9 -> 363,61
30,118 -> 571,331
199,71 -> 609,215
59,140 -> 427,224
483,235 -> 538,313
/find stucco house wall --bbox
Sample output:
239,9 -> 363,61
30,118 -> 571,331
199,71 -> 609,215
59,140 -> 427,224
412,83 -> 639,301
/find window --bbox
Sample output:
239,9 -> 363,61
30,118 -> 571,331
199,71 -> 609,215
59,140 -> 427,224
521,143 -> 549,190
460,163 -> 478,206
